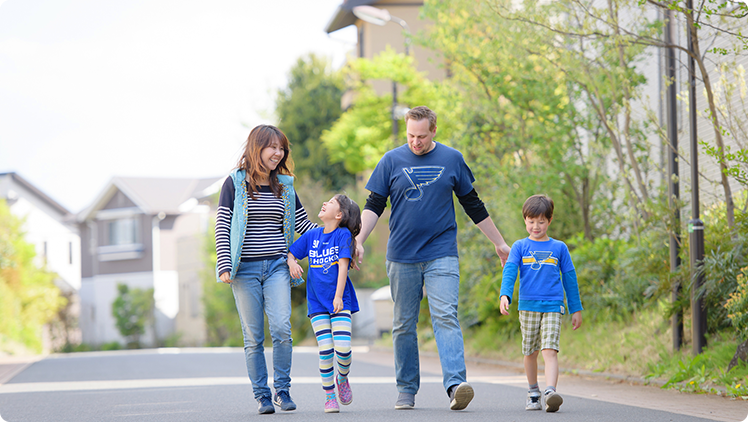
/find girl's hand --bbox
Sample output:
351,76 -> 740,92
219,272 -> 232,284
288,261 -> 303,279
333,297 -> 344,314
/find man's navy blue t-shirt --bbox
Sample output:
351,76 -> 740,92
365,142 -> 475,263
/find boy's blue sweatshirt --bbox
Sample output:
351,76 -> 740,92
500,237 -> 583,314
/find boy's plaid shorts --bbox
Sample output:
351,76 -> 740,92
519,310 -> 562,356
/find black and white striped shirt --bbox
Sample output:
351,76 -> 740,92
215,176 -> 317,276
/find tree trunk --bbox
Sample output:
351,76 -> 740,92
686,8 -> 736,229
727,338 -> 748,373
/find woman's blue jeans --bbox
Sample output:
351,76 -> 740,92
386,256 -> 467,395
231,256 -> 293,400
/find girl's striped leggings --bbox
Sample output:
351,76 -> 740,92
310,311 -> 352,391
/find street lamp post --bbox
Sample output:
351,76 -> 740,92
686,0 -> 707,355
665,9 -> 683,351
352,5 -> 411,143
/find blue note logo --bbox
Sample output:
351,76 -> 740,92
402,166 -> 444,201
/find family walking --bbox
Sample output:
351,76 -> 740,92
214,106 -> 583,415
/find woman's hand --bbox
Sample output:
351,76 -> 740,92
219,272 -> 232,284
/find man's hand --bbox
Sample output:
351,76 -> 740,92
352,243 -> 365,271
219,272 -> 232,284
571,311 -> 582,330
499,296 -> 510,315
495,243 -> 511,267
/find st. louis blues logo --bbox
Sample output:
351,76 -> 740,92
522,251 -> 558,270
402,166 -> 444,201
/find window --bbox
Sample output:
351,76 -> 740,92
108,218 -> 138,245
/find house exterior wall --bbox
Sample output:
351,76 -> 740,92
0,175 -> 81,291
354,1 -> 446,98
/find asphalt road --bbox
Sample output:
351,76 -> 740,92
0,347 -> 740,422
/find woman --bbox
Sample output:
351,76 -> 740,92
215,124 -> 316,414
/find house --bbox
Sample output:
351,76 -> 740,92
77,176 -> 222,347
326,0 -> 446,106
0,172 -> 82,350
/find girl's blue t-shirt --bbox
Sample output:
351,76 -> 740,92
289,226 -> 359,317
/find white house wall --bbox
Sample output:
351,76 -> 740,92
0,181 -> 81,291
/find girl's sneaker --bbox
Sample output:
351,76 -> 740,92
544,390 -> 563,412
336,375 -> 353,405
325,391 -> 340,413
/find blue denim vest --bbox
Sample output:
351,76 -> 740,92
215,169 -> 298,283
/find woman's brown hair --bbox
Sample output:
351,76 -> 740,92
237,125 -> 294,199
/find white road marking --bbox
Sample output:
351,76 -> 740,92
0,375 -> 527,394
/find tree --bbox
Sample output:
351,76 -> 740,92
492,0 -> 748,228
276,54 -> 355,191
0,200 -> 64,353
111,283 -> 154,348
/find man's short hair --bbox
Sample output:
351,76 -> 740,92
522,194 -> 554,220
405,106 -> 437,131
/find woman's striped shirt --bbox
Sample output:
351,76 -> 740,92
215,176 -> 317,277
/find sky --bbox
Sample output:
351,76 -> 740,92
0,0 -> 357,213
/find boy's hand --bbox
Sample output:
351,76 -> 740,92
333,297 -> 344,314
499,296 -> 510,315
288,260 -> 303,279
571,311 -> 582,330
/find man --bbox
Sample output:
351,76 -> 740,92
355,106 -> 511,411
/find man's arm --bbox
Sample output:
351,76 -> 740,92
476,216 -> 511,266
457,188 -> 510,265
355,191 -> 387,267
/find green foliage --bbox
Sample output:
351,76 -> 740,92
276,54 -> 354,190
725,267 -> 748,341
321,48 -> 447,174
0,200 -> 64,353
647,332 -> 748,397
111,283 -> 154,348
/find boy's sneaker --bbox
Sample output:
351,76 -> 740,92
544,390 -> 563,412
324,391 -> 340,413
273,390 -> 297,411
448,382 -> 474,410
394,392 -> 415,409
526,390 -> 542,410
336,376 -> 353,405
257,396 -> 275,414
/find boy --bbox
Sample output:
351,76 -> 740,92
499,194 -> 583,412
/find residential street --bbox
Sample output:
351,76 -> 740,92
0,347 -> 745,422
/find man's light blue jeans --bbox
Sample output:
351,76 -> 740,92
231,256 -> 293,400
386,256 -> 467,395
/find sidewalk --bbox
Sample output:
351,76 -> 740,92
0,355 -> 41,385
400,348 -> 748,422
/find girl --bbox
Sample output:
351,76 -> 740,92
215,124 -> 316,415
287,194 -> 361,413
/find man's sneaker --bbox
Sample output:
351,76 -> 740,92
526,390 -> 542,410
273,390 -> 297,411
257,396 -> 275,414
336,376 -> 353,405
449,382 -> 474,411
544,390 -> 563,412
324,391 -> 340,413
394,392 -> 415,410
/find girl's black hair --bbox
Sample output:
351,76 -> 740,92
334,194 -> 361,266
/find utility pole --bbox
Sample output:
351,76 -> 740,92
686,0 -> 707,355
665,9 -> 683,351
